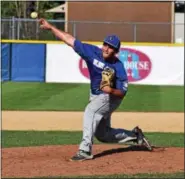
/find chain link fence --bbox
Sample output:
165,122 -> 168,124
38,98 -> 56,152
1,18 -> 184,43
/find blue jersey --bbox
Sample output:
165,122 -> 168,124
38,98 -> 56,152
74,39 -> 128,95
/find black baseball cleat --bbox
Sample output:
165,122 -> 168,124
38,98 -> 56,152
132,126 -> 153,151
70,150 -> 93,161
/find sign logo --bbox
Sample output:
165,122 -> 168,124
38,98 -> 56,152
79,48 -> 152,82
79,59 -> 89,79
118,48 -> 152,82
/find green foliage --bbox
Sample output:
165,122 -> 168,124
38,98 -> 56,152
1,1 -> 65,40
1,1 -> 16,18
1,1 -> 64,19
36,1 -> 61,19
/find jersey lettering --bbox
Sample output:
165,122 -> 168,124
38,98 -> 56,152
93,59 -> 105,69
122,81 -> 128,91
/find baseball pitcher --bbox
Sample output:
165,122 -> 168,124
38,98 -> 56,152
39,18 -> 152,161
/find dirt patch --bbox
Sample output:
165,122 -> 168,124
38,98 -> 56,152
2,145 -> 184,178
2,111 -> 184,132
2,111 -> 184,177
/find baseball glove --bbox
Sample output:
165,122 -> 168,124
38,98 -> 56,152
100,67 -> 115,89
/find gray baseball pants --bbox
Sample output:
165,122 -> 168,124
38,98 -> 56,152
79,93 -> 137,153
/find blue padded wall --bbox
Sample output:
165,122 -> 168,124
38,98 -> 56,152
1,43 -> 11,81
11,44 -> 45,82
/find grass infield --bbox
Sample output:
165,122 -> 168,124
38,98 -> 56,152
2,131 -> 184,148
10,172 -> 184,178
2,82 -> 184,112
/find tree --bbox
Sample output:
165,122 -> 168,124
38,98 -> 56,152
1,1 -> 64,40
1,1 -> 63,19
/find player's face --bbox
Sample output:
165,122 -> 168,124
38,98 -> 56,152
102,43 -> 116,59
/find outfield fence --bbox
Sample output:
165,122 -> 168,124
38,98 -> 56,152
1,41 -> 184,85
1,18 -> 184,43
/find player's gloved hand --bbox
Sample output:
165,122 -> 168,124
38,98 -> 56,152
100,67 -> 115,90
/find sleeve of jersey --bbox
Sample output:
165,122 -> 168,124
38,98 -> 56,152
115,64 -> 128,94
73,39 -> 99,62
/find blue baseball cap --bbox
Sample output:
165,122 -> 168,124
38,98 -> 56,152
103,35 -> 121,51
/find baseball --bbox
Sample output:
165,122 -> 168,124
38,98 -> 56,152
31,12 -> 38,19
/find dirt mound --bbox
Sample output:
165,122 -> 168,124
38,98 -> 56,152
2,145 -> 184,178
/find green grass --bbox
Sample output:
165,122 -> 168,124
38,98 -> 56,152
2,131 -> 184,148
14,172 -> 184,178
2,82 -> 184,112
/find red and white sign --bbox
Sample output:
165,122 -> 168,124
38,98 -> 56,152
79,59 -> 89,79
46,44 -> 184,86
79,47 -> 152,83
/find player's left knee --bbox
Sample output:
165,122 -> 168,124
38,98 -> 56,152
95,133 -> 109,143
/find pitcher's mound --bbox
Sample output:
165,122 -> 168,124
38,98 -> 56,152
2,145 -> 184,178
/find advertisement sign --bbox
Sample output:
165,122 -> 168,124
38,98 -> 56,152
46,44 -> 184,86
79,48 -> 152,82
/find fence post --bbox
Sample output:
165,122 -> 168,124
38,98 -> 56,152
17,18 -> 20,40
133,24 -> 137,42
12,16 -> 15,39
9,19 -> 11,39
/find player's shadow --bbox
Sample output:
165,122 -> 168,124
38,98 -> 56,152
93,145 -> 158,159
